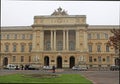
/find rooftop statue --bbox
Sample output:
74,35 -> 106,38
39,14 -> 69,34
51,7 -> 68,16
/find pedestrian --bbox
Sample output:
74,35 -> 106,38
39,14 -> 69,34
52,65 -> 55,73
21,65 -> 24,70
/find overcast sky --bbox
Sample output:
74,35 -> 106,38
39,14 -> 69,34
1,0 -> 120,26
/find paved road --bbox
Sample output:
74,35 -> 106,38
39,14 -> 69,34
0,69 -> 119,84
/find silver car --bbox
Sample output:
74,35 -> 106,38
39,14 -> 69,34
72,66 -> 81,70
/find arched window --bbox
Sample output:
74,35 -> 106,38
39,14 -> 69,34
69,41 -> 75,50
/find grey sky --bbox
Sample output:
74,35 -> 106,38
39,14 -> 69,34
1,0 -> 120,26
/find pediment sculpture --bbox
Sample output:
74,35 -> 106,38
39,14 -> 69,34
51,7 -> 68,16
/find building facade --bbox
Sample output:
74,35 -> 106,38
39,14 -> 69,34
0,7 -> 119,68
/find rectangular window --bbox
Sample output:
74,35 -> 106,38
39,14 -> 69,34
5,45 -> 9,52
21,56 -> 24,62
21,45 -> 24,52
106,56 -> 110,62
7,34 -> 10,39
13,56 -> 16,62
29,45 -> 32,52
98,56 -> 101,62
104,33 -> 108,39
89,56 -> 92,62
13,45 -> 16,52
97,33 -> 100,39
22,34 -> 25,39
88,33 -> 92,39
106,45 -> 109,52
29,56 -> 31,62
88,45 -> 92,52
30,34 -> 32,40
14,34 -> 17,39
97,45 -> 101,52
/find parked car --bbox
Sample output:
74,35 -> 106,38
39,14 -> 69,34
72,66 -> 81,70
28,65 -> 39,70
5,64 -> 19,70
80,66 -> 88,71
110,65 -> 120,71
43,66 -> 52,70
72,65 -> 88,71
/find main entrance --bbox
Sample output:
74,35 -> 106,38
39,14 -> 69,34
44,56 -> 49,66
3,57 -> 8,66
70,56 -> 75,68
57,56 -> 62,68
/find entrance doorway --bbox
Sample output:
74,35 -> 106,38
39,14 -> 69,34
115,58 -> 120,66
70,56 -> 75,68
44,56 -> 49,66
3,57 -> 8,66
57,56 -> 62,68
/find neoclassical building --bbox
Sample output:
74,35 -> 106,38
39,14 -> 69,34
0,7 -> 119,68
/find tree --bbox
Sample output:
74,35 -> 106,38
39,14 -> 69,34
108,28 -> 120,66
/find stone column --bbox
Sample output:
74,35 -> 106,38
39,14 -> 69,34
32,31 -> 36,51
66,30 -> 69,50
84,30 -> 88,52
54,30 -> 56,50
40,30 -> 44,51
63,30 -> 66,50
76,29 -> 80,51
51,30 -> 53,50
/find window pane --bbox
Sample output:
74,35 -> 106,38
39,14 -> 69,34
21,56 -> 24,62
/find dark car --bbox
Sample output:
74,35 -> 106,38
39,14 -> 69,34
110,65 -> 120,71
